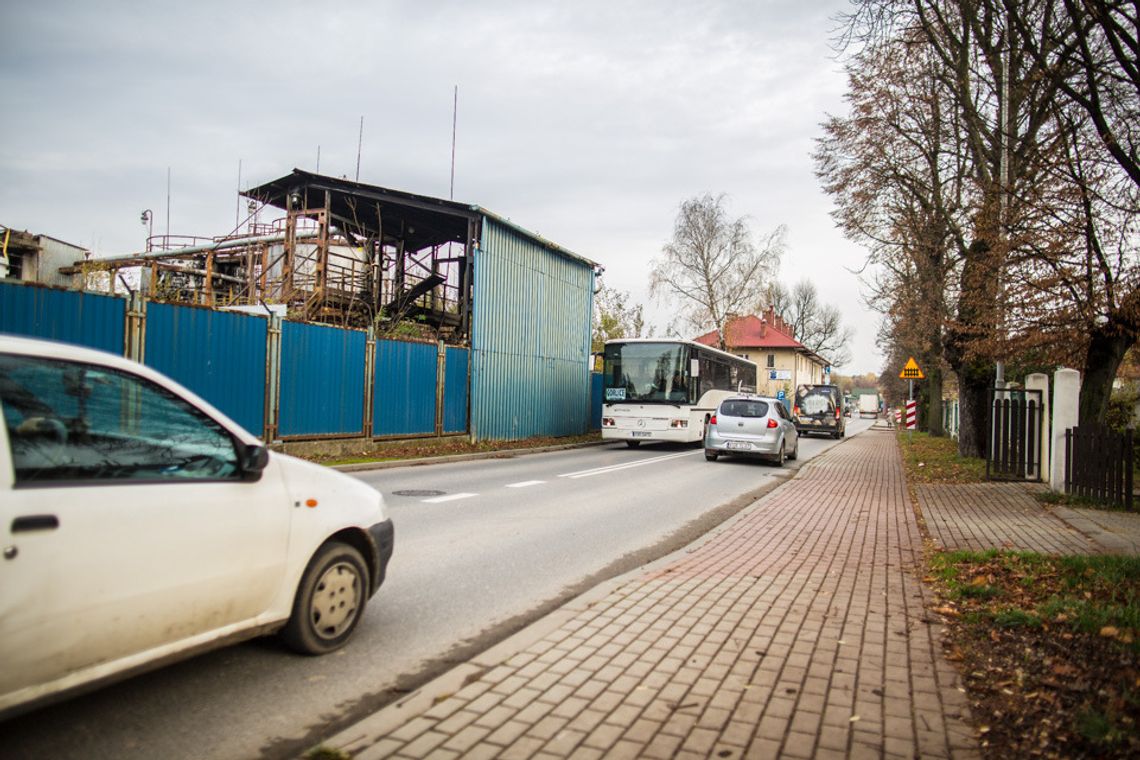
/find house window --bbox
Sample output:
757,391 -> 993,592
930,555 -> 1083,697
766,354 -> 775,368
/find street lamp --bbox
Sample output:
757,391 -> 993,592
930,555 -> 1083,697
140,209 -> 153,251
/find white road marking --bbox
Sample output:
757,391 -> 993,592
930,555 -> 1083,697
506,480 -> 546,488
421,492 -> 477,503
558,450 -> 696,479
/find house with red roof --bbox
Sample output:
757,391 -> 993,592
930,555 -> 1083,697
693,307 -> 830,396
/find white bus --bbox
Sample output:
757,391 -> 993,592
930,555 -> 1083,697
600,339 -> 758,447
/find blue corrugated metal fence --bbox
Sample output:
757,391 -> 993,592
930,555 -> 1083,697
144,303 -> 268,435
279,321 -> 366,437
1,281 -> 126,355
443,347 -> 470,434
373,339 -> 438,437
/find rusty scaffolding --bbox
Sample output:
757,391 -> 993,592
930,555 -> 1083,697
67,170 -> 481,343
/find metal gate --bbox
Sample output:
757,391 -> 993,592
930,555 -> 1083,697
986,388 -> 1044,481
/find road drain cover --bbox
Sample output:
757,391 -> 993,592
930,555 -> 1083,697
392,489 -> 446,497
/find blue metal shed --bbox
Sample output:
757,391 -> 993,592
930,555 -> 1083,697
470,214 -> 595,440
244,170 -> 601,442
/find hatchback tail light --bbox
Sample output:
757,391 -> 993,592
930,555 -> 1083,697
767,418 -> 779,429
835,408 -> 841,420
709,414 -> 717,426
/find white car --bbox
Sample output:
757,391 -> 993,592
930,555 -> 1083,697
0,335 -> 394,717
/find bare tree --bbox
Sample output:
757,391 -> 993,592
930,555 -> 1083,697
1006,0 -> 1140,187
591,283 -> 647,353
763,281 -> 854,368
651,194 -> 785,349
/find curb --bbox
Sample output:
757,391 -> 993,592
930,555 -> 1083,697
330,439 -> 609,472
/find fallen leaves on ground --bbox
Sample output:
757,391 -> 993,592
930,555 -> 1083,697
929,553 -> 1140,759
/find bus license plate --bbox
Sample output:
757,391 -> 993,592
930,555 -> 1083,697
632,431 -> 651,437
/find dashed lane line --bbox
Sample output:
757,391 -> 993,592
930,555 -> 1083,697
557,450 -> 697,479
421,492 -> 478,503
506,480 -> 546,488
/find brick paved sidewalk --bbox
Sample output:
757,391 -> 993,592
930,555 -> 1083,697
918,482 -> 1140,555
321,429 -> 978,759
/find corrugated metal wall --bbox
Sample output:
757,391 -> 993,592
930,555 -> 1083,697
373,339 -> 438,436
144,302 -> 268,435
0,281 -> 126,355
443,347 -> 470,434
470,217 -> 594,440
279,321 -> 366,437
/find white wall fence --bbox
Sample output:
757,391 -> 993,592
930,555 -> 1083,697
938,368 -> 1080,491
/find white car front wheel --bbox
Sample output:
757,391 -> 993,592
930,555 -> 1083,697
281,542 -> 369,655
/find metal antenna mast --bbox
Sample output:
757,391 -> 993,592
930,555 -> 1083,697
450,86 -> 458,199
355,116 -> 363,182
235,159 -> 242,229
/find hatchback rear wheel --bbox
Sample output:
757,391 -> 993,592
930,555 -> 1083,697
772,442 -> 785,467
704,449 -> 719,461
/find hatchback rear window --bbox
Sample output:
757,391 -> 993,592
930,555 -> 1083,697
720,400 -> 769,418
795,387 -> 837,415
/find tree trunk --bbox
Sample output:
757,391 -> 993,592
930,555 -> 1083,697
952,362 -> 991,458
926,365 -> 945,436
944,237 -> 1000,458
1079,324 -> 1133,427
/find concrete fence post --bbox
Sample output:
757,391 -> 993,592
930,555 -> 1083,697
1050,368 -> 1081,491
1025,373 -> 1049,481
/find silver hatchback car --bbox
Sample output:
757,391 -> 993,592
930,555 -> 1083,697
704,395 -> 799,466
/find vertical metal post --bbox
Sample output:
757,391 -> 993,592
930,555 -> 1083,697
264,314 -> 282,442
435,340 -> 446,437
363,325 -> 375,438
125,291 -> 147,363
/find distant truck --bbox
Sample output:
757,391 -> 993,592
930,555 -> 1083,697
858,393 -> 879,418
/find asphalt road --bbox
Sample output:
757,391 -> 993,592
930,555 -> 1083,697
3,418 -> 873,760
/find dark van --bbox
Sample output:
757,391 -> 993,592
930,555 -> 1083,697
793,384 -> 846,439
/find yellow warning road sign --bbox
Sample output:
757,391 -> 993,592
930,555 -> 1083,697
899,356 -> 925,379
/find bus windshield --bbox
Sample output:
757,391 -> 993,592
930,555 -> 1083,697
603,342 -> 692,404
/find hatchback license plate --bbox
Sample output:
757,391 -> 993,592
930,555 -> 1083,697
726,441 -> 751,450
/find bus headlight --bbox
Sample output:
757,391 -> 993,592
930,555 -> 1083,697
602,417 -> 615,427
670,419 -> 688,428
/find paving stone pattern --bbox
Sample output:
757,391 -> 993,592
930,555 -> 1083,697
341,430 -> 979,759
917,483 -> 1101,555
1059,507 -> 1140,555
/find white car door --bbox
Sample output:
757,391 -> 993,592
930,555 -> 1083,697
0,352 -> 289,703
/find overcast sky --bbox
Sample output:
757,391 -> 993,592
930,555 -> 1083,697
1,0 -> 884,375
